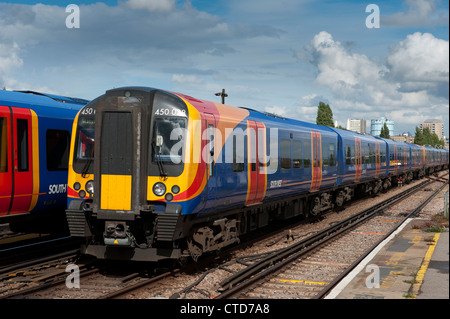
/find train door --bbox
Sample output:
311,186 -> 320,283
0,106 -> 12,215
375,142 -> 380,177
0,106 -> 33,215
393,144 -> 398,174
99,111 -> 134,211
355,138 -> 361,182
246,120 -> 266,205
310,131 -> 322,192
204,113 -> 216,204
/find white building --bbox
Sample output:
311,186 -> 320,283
346,119 -> 367,134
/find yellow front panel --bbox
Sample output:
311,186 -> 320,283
101,175 -> 132,210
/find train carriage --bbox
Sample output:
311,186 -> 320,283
1,90 -> 88,232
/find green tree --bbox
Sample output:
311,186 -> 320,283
414,127 -> 424,145
414,127 -> 444,148
316,102 -> 334,127
380,122 -> 390,138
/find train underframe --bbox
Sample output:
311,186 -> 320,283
66,165 -> 447,262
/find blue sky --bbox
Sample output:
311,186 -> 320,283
1,0 -> 449,137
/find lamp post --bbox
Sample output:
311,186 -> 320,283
215,88 -> 228,104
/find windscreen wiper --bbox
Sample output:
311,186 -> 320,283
81,142 -> 94,178
152,141 -> 167,180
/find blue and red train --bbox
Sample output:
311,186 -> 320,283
66,87 -> 449,262
1,90 -> 88,232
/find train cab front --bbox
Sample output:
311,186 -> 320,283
67,87 -> 194,262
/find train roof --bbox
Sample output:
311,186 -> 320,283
329,126 -> 376,140
0,90 -> 89,117
15,90 -> 89,105
239,106 -> 339,136
0,89 -> 88,109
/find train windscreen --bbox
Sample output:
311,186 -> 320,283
73,108 -> 95,175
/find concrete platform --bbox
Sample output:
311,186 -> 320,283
326,218 -> 449,299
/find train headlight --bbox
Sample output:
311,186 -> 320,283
153,182 -> 166,196
85,180 -> 94,195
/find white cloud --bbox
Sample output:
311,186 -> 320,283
309,31 -> 393,103
307,31 -> 449,135
125,0 -> 175,13
387,32 -> 449,97
0,42 -> 23,88
0,42 -> 22,74
382,0 -> 449,27
171,74 -> 205,85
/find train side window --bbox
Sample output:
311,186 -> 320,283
369,144 -> 375,164
17,119 -> 29,172
293,140 -> 302,169
346,144 -> 355,165
345,145 -> 351,165
0,117 -> 7,173
232,135 -> 244,172
380,146 -> 386,166
364,144 -> 370,165
280,138 -> 291,169
47,130 -> 70,171
209,124 -> 214,176
303,140 -> 311,168
329,143 -> 335,166
322,143 -> 329,167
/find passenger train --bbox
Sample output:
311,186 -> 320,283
1,90 -> 88,232
65,87 -> 448,262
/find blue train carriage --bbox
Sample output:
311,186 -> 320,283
392,140 -> 413,184
428,147 -> 447,173
438,148 -> 449,170
327,129 -> 385,207
0,90 -> 88,232
258,113 -> 339,217
409,143 -> 426,179
424,146 -> 436,173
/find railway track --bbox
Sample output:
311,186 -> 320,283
1,171 -> 447,299
215,177 -> 448,299
101,173 -> 448,299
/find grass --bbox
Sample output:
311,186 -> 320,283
411,213 -> 449,233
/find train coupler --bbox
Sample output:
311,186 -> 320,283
103,221 -> 134,246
